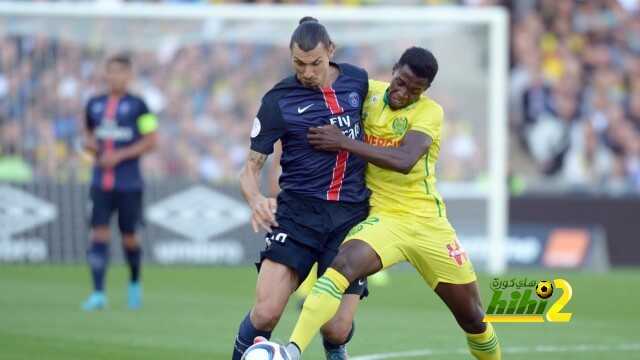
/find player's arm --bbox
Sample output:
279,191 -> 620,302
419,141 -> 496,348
239,150 -> 278,233
241,95 -> 285,233
83,100 -> 98,154
308,125 -> 431,174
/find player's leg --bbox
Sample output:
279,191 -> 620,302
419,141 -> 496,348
435,282 -> 501,359
83,188 -> 114,311
316,242 -> 369,360
409,217 -> 501,360
232,196 -> 321,360
294,263 -> 318,308
289,214 -> 405,355
320,294 -> 359,360
232,259 -> 300,360
117,191 -> 144,309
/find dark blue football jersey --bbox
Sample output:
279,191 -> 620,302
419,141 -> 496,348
250,63 -> 370,203
85,93 -> 153,191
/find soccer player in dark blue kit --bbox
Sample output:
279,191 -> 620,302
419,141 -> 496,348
82,54 -> 158,311
232,17 -> 369,360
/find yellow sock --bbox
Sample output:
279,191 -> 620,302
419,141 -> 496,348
466,323 -> 501,360
294,264 -> 317,300
290,268 -> 349,352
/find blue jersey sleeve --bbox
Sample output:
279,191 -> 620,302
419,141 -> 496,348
250,93 -> 285,155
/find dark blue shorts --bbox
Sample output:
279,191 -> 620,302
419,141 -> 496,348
257,191 -> 369,297
90,188 -> 143,234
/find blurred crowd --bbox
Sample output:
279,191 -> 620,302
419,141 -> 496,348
0,38 -> 478,184
1,0 -> 639,195
509,0 -> 640,194
0,21 -> 484,186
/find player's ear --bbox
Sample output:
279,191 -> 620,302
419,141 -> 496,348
326,42 -> 336,59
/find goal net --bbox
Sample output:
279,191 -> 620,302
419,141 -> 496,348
0,3 -> 508,273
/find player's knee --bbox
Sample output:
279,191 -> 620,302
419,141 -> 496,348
251,302 -> 283,331
330,254 -> 356,283
92,227 -> 110,242
321,318 -> 352,345
122,235 -> 139,249
456,309 -> 486,334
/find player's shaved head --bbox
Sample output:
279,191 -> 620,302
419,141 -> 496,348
107,53 -> 132,69
395,47 -> 438,85
387,47 -> 438,110
290,17 -> 334,52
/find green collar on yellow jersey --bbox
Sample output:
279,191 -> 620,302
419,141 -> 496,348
383,87 -> 420,111
383,88 -> 390,107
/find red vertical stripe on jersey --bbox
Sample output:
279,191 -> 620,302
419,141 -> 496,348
327,150 -> 349,201
321,86 -> 347,201
101,96 -> 119,191
321,86 -> 343,115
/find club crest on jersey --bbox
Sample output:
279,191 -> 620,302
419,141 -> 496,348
250,117 -> 261,138
348,92 -> 360,107
392,116 -> 408,135
91,102 -> 104,115
118,101 -> 130,115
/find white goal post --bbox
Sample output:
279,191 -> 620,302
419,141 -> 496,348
0,3 -> 508,273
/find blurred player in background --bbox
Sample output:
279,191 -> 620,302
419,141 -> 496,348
233,17 -> 370,360
81,54 -> 158,311
285,47 -> 501,360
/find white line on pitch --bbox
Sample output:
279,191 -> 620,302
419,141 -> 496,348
350,343 -> 640,360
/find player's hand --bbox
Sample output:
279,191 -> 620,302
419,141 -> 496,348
83,137 -> 98,154
308,125 -> 347,152
249,195 -> 278,233
99,151 -> 123,168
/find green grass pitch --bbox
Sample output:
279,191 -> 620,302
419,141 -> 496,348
1,265 -> 639,359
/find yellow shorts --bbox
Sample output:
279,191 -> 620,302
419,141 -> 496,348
344,212 -> 477,289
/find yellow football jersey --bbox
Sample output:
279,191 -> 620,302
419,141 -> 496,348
363,79 -> 446,218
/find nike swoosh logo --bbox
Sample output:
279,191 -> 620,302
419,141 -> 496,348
358,279 -> 365,286
297,104 -> 314,114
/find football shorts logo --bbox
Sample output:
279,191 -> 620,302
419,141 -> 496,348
250,117 -> 261,138
297,104 -> 314,114
447,239 -> 467,266
347,217 -> 380,237
348,92 -> 360,107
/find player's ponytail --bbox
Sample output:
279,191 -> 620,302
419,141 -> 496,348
290,16 -> 334,51
299,16 -> 318,25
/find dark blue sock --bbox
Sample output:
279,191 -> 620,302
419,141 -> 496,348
232,312 -> 272,360
323,321 -> 355,350
124,246 -> 141,283
87,242 -> 109,292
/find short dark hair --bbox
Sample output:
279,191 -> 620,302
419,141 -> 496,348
289,16 -> 333,52
396,47 -> 438,84
107,53 -> 132,68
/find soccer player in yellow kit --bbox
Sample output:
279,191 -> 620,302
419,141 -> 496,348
284,47 -> 501,360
